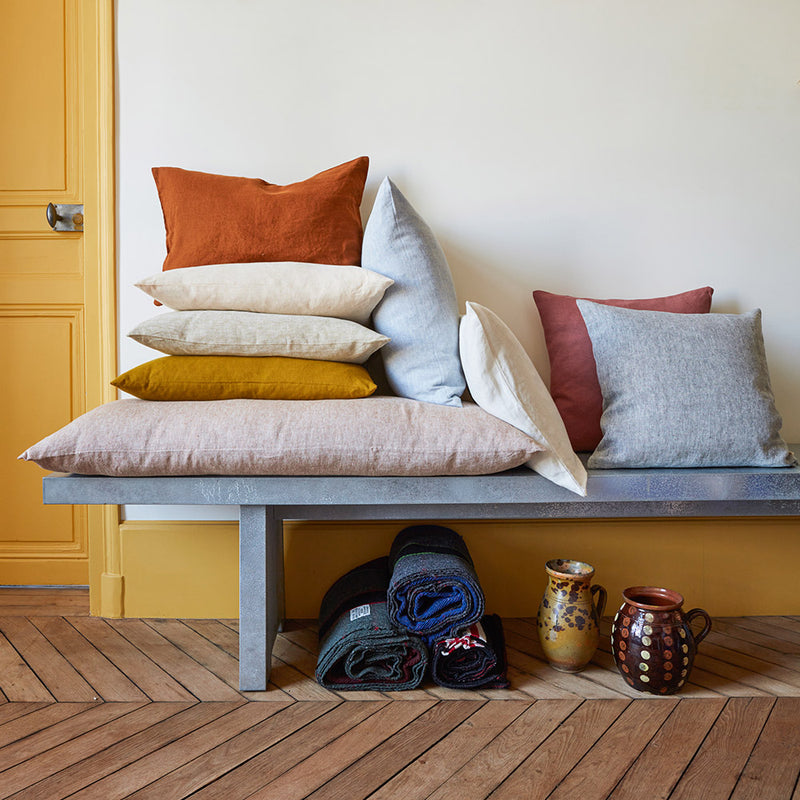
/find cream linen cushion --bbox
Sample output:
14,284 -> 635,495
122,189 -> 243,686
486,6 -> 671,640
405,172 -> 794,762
135,262 -> 393,324
459,301 -> 587,495
19,397 -> 541,476
128,310 -> 389,363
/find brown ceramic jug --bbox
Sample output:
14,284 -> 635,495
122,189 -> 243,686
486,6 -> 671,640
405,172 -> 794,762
612,586 -> 711,695
537,558 -> 607,672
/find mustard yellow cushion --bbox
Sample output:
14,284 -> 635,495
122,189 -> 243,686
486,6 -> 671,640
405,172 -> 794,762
111,356 -> 376,401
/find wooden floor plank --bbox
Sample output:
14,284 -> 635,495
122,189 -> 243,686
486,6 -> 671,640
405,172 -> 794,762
670,697 -> 776,800
71,702 -> 292,800
0,702 -> 147,787
0,617 -> 98,702
713,618 -> 800,655
187,701 -> 384,800
546,699 -> 679,800
67,618 -> 196,702
0,703 -> 97,753
423,699 -> 582,800
107,618 -> 242,702
694,647 -> 800,696
246,700 -> 437,800
726,616 -> 800,648
0,703 -> 190,798
0,629 -> 54,703
729,698 -> 800,800
0,702 -> 49,727
13,701 -> 243,799
701,637 -> 800,685
369,700 -> 530,800
30,616 -> 148,702
306,700 -> 486,799
609,698 -> 727,799
0,588 -> 89,617
488,699 -> 631,800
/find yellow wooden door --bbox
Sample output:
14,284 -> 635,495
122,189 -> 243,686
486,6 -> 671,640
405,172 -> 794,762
0,0 -> 116,588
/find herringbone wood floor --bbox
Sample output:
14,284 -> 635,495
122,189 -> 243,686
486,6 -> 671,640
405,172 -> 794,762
0,588 -> 799,798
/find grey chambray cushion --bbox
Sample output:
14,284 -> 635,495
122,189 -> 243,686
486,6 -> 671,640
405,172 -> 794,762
362,178 -> 465,407
576,301 -> 795,468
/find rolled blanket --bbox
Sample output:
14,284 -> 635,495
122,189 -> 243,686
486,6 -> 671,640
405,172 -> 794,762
387,524 -> 485,637
316,557 -> 428,691
431,614 -> 510,689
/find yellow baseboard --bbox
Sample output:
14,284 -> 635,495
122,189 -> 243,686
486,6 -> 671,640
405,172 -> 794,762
116,517 -> 800,619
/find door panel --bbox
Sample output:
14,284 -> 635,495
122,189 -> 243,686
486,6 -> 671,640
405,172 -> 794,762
0,0 -> 113,586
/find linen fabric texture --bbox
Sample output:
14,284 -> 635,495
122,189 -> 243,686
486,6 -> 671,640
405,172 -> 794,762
387,525 -> 485,639
362,177 -> 465,407
135,262 -> 393,325
111,355 -> 376,401
533,286 -> 714,451
459,301 -> 587,495
19,397 -> 541,476
152,157 -> 369,269
430,615 -> 510,689
128,310 -> 389,363
576,301 -> 796,468
316,557 -> 428,691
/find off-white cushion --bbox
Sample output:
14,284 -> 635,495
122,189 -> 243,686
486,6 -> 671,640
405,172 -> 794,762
128,310 -> 390,363
459,301 -> 588,495
19,397 -> 541,477
135,262 -> 393,324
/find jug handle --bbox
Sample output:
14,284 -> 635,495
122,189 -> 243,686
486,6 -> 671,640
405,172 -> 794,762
685,607 -> 712,646
591,584 -> 607,619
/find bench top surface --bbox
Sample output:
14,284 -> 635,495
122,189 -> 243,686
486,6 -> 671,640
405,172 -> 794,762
42,449 -> 800,519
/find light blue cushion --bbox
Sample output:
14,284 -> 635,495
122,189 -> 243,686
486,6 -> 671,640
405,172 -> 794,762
576,301 -> 796,468
362,178 -> 465,407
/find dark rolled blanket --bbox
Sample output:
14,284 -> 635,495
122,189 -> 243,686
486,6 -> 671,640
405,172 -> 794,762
431,614 -> 510,689
316,556 -> 428,691
387,524 -> 485,637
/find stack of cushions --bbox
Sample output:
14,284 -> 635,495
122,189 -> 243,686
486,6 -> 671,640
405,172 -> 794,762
114,158 -> 394,402
316,525 -> 509,691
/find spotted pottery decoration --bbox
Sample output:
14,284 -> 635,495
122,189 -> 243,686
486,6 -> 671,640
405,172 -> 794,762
537,558 -> 607,672
612,586 -> 711,695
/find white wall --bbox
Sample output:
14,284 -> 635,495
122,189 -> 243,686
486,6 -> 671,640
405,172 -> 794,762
117,1 -> 800,518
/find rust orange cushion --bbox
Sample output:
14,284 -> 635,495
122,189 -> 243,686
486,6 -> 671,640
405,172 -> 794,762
533,286 -> 714,452
152,157 -> 369,270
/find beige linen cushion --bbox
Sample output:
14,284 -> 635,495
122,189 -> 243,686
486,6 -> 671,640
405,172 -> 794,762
128,310 -> 390,363
19,397 -> 541,476
135,262 -> 393,324
459,301 -> 587,495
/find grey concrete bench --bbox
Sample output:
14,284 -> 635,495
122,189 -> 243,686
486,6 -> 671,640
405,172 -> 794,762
43,455 -> 800,690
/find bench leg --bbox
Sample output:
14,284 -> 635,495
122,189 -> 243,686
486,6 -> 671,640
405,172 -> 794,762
239,505 -> 284,691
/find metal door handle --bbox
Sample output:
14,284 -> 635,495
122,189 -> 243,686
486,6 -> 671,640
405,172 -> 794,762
46,203 -> 84,232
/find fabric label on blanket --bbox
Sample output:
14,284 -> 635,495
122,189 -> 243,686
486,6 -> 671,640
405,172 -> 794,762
349,604 -> 372,622
440,622 -> 487,655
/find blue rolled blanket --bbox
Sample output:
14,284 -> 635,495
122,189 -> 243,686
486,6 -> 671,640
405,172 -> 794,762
431,613 -> 510,689
387,524 -> 485,638
316,557 -> 428,691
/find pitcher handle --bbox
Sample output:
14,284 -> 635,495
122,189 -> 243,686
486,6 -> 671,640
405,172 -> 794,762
685,607 -> 712,646
591,584 -> 607,619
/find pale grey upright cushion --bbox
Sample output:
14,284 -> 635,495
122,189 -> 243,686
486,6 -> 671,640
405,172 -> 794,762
576,301 -> 795,468
362,178 -> 465,407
